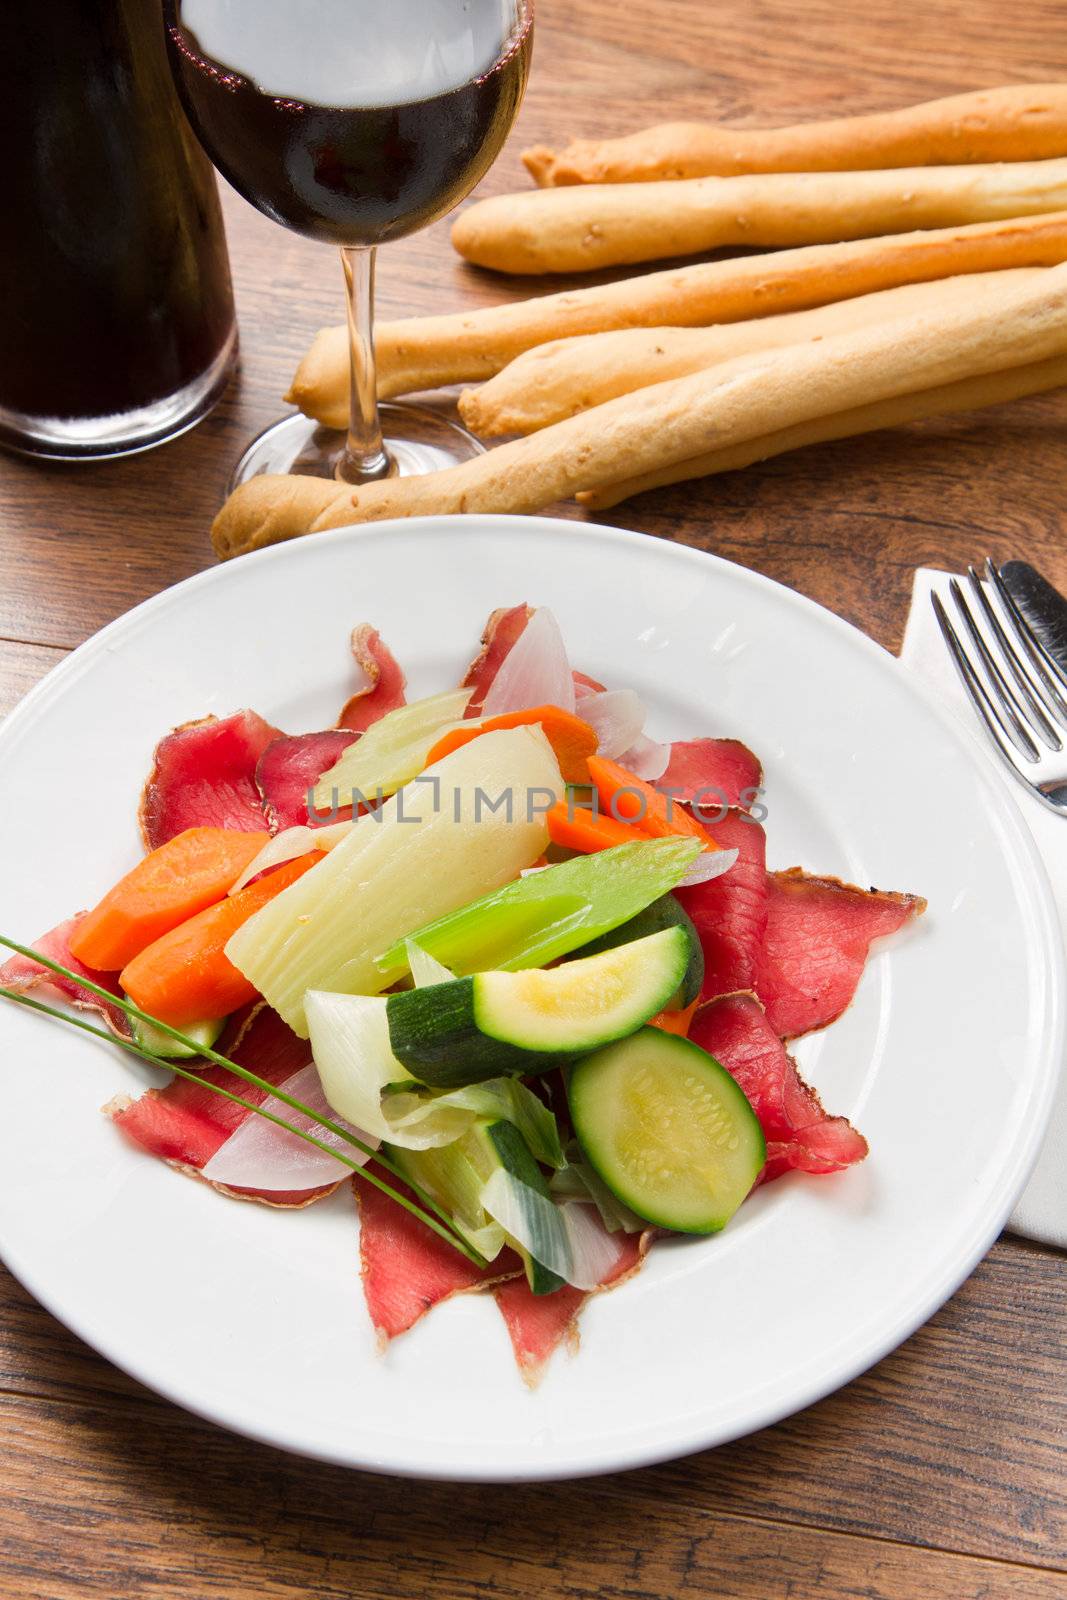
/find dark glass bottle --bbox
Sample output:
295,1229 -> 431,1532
0,0 -> 237,460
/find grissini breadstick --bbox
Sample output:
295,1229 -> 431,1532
214,263 -> 1067,559
458,269 -> 1040,435
578,354 -> 1067,508
522,84 -> 1067,186
451,158 -> 1067,275
286,214 -> 1067,421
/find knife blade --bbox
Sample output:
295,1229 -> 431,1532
999,560 -> 1067,675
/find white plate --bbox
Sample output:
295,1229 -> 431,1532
0,516 -> 1060,1481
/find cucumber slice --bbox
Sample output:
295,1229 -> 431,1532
569,893 -> 703,1009
130,1010 -> 225,1060
568,1029 -> 765,1233
387,926 -> 690,1087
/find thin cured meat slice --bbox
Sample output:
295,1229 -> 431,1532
664,738 -> 763,814
354,1170 -> 519,1343
690,992 -> 867,1182
337,625 -> 407,732
675,810 -> 768,1000
757,870 -> 926,1039
139,710 -> 282,850
0,914 -> 130,1037
494,1228 -> 649,1387
255,730 -> 358,830
460,603 -> 533,717
106,1005 -> 338,1207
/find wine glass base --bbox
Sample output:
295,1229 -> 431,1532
228,403 -> 484,494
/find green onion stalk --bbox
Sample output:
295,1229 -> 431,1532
0,934 -> 487,1269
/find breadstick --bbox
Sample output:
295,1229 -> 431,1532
578,354 -> 1067,507
214,263 -> 1067,559
523,84 -> 1067,186
452,158 -> 1067,276
286,214 -> 1067,421
458,269 -> 1040,435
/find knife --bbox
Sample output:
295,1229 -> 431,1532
999,560 -> 1067,675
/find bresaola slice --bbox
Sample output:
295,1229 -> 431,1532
337,625 -> 407,732
255,731 -> 358,830
757,870 -> 926,1038
354,1169 -> 520,1342
664,738 -> 763,813
676,810 -> 768,1000
105,1005 -> 338,1207
493,1226 -> 649,1387
689,993 -> 868,1182
460,603 -> 533,717
0,915 -> 130,1037
139,710 -> 282,849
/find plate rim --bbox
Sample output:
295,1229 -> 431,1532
1,513 -> 1062,1481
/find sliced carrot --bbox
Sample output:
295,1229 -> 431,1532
68,826 -> 272,972
424,706 -> 598,784
545,801 -> 648,854
120,853 -> 323,1028
585,756 -> 714,845
650,999 -> 700,1037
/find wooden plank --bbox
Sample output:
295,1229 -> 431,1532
0,1391 -> 1062,1600
0,642 -> 68,720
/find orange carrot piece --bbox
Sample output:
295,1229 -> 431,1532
68,826 -> 272,972
586,756 -> 714,845
650,999 -> 700,1037
424,705 -> 598,784
120,853 -> 323,1028
545,801 -> 648,854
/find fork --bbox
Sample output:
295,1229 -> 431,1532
932,559 -> 1067,815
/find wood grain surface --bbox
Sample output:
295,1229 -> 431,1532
1,2 -> 1066,1595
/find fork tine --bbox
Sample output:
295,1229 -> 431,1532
932,593 -> 1041,781
948,579 -> 1041,760
986,559 -> 1067,719
965,566 -> 1063,749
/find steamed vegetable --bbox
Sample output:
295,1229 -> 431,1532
568,1028 -> 766,1232
375,836 -> 701,982
545,799 -> 649,854
311,689 -> 472,812
571,893 -> 704,1008
386,926 -> 692,1086
69,826 -> 271,971
471,1119 -> 565,1293
423,706 -> 598,784
120,852 -> 323,1028
229,727 -> 562,1036
586,755 -> 710,843
130,1012 -> 225,1059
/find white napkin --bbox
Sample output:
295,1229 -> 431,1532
901,568 -> 1066,1249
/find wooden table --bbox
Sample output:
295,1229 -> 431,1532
2,2 -> 1066,1595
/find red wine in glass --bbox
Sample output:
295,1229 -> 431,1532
165,0 -> 533,488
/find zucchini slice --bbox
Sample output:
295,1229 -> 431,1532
387,926 -> 690,1087
568,1029 -> 765,1233
568,893 -> 704,1009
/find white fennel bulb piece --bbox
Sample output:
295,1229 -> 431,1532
311,689 -> 471,812
226,726 -> 562,1036
482,608 -> 576,717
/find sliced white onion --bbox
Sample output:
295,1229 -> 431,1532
679,845 -> 738,888
578,689 -> 646,759
406,940 -> 455,988
619,733 -> 671,782
481,607 -> 576,717
306,989 -> 412,1143
228,821 -> 353,894
200,1061 -> 377,1191
481,1168 -> 625,1289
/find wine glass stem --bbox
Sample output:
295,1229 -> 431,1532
338,245 -> 391,484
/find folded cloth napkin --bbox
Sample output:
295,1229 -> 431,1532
901,567 -> 1066,1250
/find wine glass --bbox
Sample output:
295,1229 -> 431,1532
164,0 -> 533,489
